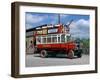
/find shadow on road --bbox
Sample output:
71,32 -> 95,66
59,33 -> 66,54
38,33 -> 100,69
33,54 -> 79,59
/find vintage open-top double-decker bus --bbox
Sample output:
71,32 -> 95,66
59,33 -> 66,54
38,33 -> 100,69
33,21 -> 82,58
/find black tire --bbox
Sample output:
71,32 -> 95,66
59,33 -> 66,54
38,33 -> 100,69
76,49 -> 82,58
67,50 -> 74,59
77,53 -> 82,58
77,52 -> 82,58
40,50 -> 48,58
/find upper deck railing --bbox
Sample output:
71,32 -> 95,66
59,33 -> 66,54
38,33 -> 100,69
36,33 -> 71,44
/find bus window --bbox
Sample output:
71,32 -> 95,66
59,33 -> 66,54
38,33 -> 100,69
42,37 -> 46,44
65,36 -> 67,42
47,36 -> 51,43
58,36 -> 60,43
52,36 -> 57,43
36,37 -> 41,44
67,36 -> 71,42
61,34 -> 65,42
30,41 -> 33,44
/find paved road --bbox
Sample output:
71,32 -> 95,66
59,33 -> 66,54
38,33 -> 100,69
26,54 -> 89,67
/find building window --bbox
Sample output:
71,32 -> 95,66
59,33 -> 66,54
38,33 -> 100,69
43,29 -> 47,34
37,30 -> 42,34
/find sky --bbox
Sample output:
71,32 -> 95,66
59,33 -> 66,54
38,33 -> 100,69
25,12 -> 90,39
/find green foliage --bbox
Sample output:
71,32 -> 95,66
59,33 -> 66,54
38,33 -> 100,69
81,38 -> 89,48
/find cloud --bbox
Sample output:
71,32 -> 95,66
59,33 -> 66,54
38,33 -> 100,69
26,13 -> 46,24
70,19 -> 89,39
50,17 -> 58,24
26,24 -> 33,30
26,13 -> 49,29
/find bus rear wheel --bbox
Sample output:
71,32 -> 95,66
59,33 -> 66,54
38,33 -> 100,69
76,49 -> 82,58
40,50 -> 48,58
67,50 -> 74,59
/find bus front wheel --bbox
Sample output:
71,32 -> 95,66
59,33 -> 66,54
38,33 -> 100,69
40,50 -> 48,58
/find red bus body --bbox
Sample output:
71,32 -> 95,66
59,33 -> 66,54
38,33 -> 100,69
37,42 -> 76,52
